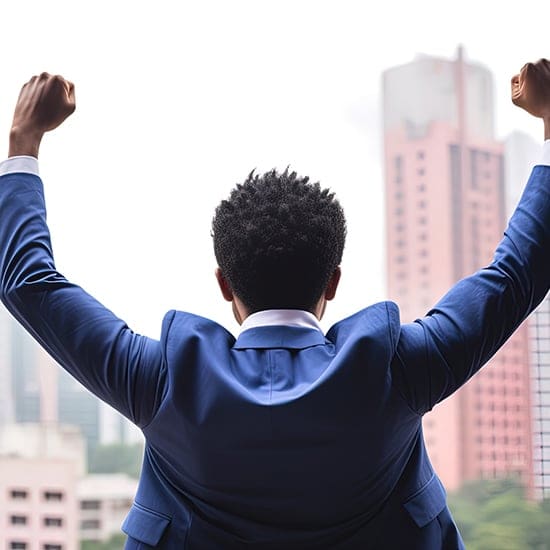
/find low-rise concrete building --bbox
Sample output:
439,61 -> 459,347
78,473 -> 137,542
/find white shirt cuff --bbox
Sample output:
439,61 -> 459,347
541,140 -> 550,166
0,156 -> 39,176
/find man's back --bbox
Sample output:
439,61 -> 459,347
121,305 -> 451,548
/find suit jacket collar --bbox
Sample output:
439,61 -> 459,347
235,309 -> 325,350
234,325 -> 327,350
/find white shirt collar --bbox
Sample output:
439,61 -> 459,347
239,309 -> 323,335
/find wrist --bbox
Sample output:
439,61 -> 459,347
9,127 -> 44,158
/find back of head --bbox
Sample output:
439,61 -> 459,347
212,168 -> 346,313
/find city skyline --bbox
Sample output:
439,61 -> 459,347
1,44 -> 548,478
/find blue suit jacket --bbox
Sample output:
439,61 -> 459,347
0,166 -> 549,549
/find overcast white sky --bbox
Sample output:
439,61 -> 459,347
0,0 -> 547,337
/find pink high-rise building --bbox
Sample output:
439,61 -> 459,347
382,48 -> 533,491
505,131 -> 550,500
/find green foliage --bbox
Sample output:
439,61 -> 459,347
88,442 -> 144,479
448,478 -> 550,550
81,534 -> 126,550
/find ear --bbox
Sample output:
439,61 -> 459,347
324,267 -> 341,301
215,268 -> 234,302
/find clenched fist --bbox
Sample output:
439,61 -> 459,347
511,59 -> 550,139
9,72 -> 75,158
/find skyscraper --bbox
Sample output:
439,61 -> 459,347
11,320 -> 42,423
531,297 -> 550,498
0,307 -> 14,425
382,48 -> 533,491
505,131 -> 550,499
58,369 -> 100,459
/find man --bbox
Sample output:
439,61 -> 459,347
0,61 -> 548,549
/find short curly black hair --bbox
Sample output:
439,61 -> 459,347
212,168 -> 346,313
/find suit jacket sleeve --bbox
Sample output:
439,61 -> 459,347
391,165 -> 550,414
0,172 -> 165,428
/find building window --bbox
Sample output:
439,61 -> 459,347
43,491 -> 64,502
394,155 -> 403,182
44,517 -> 63,527
10,489 -> 29,500
81,519 -> 101,529
10,515 -> 28,525
43,545 -> 63,550
121,497 -> 134,509
470,149 -> 480,189
10,543 -> 27,550
80,500 -> 101,510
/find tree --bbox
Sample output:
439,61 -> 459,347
448,478 -> 550,550
81,534 -> 126,550
88,442 -> 144,479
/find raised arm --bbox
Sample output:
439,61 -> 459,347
0,74 -> 165,427
391,59 -> 550,413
